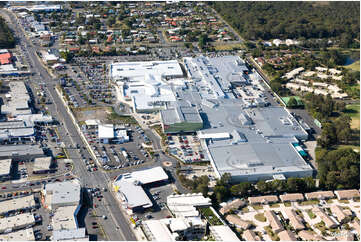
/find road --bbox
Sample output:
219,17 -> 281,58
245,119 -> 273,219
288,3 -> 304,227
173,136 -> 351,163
1,9 -> 136,241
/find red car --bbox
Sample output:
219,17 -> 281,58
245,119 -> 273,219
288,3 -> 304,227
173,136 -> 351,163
1,186 -> 6,189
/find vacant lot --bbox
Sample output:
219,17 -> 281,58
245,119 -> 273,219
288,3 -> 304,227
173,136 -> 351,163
74,106 -> 111,122
345,60 -> 360,72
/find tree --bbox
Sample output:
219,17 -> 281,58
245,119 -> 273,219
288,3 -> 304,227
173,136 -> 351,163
60,51 -> 74,63
198,34 -> 208,49
230,182 -> 253,197
214,185 -> 229,203
287,97 -> 299,108
256,180 -> 270,194
318,123 -> 337,148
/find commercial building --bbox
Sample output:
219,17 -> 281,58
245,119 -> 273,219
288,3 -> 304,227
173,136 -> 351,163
0,195 -> 36,215
113,167 -> 168,212
0,228 -> 35,241
112,56 -> 313,181
167,193 -> 212,218
42,180 -> 81,210
143,217 -> 206,241
32,156 -> 55,174
0,213 -> 35,233
1,81 -> 31,117
0,145 -> 44,161
160,101 -> 203,134
181,56 -> 311,181
110,60 -> 184,113
51,206 -> 80,231
209,225 -> 240,241
52,228 -> 89,241
0,51 -> 13,65
28,5 -> 62,12
98,124 -> 129,144
0,159 -> 12,181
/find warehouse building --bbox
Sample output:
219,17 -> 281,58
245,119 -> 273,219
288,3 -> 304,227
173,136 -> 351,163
113,167 -> 168,213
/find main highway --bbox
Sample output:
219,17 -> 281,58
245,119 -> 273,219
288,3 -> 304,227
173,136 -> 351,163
0,9 -> 136,241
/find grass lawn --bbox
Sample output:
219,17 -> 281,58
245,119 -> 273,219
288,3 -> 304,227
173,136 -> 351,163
326,199 -> 334,204
344,60 -> 360,72
336,145 -> 360,153
199,207 -> 223,226
269,203 -> 280,208
306,209 -> 316,219
241,207 -> 249,213
252,204 -> 263,210
214,43 -> 242,51
254,213 -> 266,222
299,200 -> 319,206
344,104 -> 360,130
264,226 -> 279,241
314,221 -> 326,232
284,202 -> 291,207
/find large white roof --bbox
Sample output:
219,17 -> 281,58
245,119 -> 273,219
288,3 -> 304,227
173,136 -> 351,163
113,167 -> 168,209
116,166 -> 168,185
110,60 -> 183,80
115,181 -> 152,209
142,220 -> 177,241
98,124 -> 114,139
45,180 -> 81,207
0,159 -> 11,176
210,225 -> 241,241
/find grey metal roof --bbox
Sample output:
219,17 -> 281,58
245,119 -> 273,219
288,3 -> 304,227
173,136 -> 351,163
0,144 -> 44,158
52,228 -> 88,241
45,180 -> 81,206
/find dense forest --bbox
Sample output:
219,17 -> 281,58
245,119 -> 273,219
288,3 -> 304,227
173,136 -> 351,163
0,16 -> 15,48
210,1 -> 360,45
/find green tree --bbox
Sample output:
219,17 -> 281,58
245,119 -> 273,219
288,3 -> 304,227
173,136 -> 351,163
287,97 -> 299,108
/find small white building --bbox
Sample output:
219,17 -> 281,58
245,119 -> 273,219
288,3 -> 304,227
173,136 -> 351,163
98,124 -> 129,144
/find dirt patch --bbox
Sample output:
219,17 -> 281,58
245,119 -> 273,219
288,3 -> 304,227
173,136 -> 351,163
351,118 -> 360,130
73,107 -> 112,122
